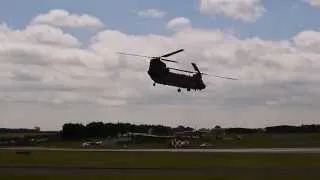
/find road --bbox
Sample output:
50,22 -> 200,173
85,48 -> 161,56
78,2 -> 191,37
2,147 -> 320,153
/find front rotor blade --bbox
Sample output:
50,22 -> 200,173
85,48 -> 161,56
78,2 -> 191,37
161,49 -> 184,57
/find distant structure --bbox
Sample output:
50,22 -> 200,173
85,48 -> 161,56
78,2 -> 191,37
33,126 -> 41,132
148,128 -> 153,135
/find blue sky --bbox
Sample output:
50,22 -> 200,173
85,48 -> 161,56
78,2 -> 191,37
1,0 -> 320,39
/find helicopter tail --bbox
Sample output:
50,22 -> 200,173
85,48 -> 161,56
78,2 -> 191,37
191,63 -> 208,75
191,63 -> 200,74
191,62 -> 237,80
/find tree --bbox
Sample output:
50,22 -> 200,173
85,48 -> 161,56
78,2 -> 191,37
86,122 -> 105,138
62,123 -> 86,139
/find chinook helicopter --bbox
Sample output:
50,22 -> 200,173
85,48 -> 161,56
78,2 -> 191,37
117,49 -> 237,92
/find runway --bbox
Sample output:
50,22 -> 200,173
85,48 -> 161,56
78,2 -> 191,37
2,147 -> 320,153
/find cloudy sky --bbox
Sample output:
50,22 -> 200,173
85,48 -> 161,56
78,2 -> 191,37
1,0 -> 320,130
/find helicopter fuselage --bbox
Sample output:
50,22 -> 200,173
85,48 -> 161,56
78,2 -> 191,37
117,48 -> 237,92
147,58 -> 206,91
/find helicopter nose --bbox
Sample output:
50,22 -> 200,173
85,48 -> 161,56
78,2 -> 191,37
202,83 -> 206,89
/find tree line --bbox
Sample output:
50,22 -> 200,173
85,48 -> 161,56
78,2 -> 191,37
0,128 -> 40,134
61,122 -> 320,140
225,125 -> 320,134
265,125 -> 320,133
2,123 -> 320,140
61,122 -> 194,140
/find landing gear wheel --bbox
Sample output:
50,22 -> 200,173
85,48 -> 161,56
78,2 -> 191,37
153,83 -> 156,86
187,88 -> 190,91
178,88 -> 181,92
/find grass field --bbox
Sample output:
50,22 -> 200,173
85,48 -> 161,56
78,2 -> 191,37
0,150 -> 320,179
200,133 -> 320,148
17,133 -> 320,150
0,175 -> 314,180
1,133 -> 320,179
1,150 -> 320,168
2,132 -> 320,149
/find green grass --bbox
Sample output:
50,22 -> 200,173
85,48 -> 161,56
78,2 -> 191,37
3,132 -> 320,149
0,175 -> 313,180
2,133 -> 320,179
1,150 -> 320,168
36,133 -> 320,149
38,141 -> 169,149
200,133 -> 320,148
1,150 -> 320,179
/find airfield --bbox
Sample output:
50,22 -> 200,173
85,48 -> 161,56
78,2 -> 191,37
2,125 -> 320,179
3,146 -> 320,153
1,147 -> 320,179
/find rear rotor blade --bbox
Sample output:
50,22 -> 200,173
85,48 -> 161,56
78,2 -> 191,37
211,75 -> 238,80
117,52 -> 154,59
160,58 -> 178,63
161,49 -> 184,57
170,67 -> 238,80
169,68 -> 196,74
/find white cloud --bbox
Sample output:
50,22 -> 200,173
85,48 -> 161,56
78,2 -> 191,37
0,23 -> 10,31
167,17 -> 192,31
305,0 -> 320,7
199,0 -> 266,22
292,30 -> 320,53
0,24 -> 81,47
30,9 -> 104,28
136,9 -> 167,18
2,9 -> 320,129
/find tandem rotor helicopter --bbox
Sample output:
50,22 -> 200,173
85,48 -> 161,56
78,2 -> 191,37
117,49 -> 238,92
